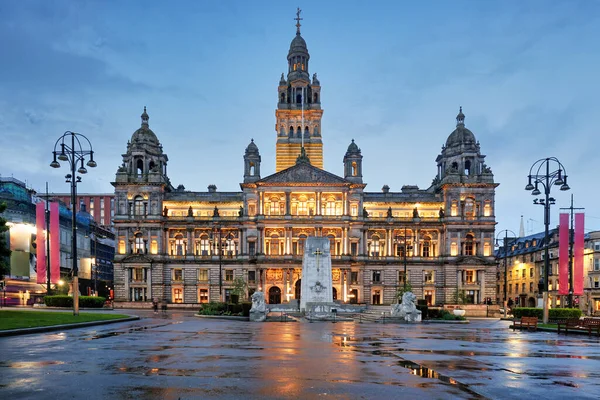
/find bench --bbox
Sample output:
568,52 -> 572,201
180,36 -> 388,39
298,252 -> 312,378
513,316 -> 538,331
557,318 -> 600,336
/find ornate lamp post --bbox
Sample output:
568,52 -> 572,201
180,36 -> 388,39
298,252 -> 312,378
495,229 -> 517,318
525,157 -> 569,323
50,132 -> 97,315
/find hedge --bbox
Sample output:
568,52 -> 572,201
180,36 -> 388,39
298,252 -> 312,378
44,295 -> 106,308
512,307 -> 582,320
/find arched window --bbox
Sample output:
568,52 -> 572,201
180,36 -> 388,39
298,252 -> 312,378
465,234 -> 475,256
134,196 -> 144,216
464,198 -> 475,219
280,125 -> 285,136
370,235 -> 381,257
422,236 -> 432,257
305,126 -> 309,137
136,159 -> 144,176
465,160 -> 471,175
175,234 -> 185,256
314,93 -> 319,103
297,234 -> 307,255
483,201 -> 492,217
280,93 -> 285,103
269,234 -> 280,255
324,197 -> 336,216
289,126 -> 294,137
451,200 -> 458,217
296,93 -> 302,104
351,162 -> 358,176
199,234 -> 210,256
297,126 -> 302,138
134,232 -> 145,254
249,162 -> 255,176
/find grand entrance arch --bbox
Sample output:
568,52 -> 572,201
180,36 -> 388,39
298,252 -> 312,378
269,286 -> 281,304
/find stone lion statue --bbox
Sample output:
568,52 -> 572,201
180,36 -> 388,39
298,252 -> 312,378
251,291 -> 267,313
390,291 -> 422,322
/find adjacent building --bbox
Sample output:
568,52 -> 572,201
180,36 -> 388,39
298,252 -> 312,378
50,193 -> 115,229
496,229 -> 600,315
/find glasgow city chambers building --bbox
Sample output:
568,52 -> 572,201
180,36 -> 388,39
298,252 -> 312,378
112,20 -> 498,308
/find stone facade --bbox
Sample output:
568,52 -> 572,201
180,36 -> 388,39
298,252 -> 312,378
112,21 -> 498,307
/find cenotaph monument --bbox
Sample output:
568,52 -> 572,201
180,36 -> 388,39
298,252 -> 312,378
300,237 -> 335,317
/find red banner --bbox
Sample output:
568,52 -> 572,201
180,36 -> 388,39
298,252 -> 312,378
573,213 -> 585,295
50,202 -> 60,284
36,202 -> 46,284
558,213 -> 569,295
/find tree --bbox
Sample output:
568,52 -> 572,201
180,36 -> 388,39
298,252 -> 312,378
395,281 -> 413,303
231,277 -> 247,301
0,202 -> 11,279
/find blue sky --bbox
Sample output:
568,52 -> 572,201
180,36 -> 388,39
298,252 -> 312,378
1,1 -> 599,236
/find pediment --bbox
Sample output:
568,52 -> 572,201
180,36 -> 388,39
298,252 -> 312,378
258,162 -> 349,185
121,253 -> 154,264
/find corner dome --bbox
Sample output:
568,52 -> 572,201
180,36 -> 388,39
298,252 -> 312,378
131,107 -> 160,146
245,139 -> 259,154
346,139 -> 360,154
445,107 -> 476,148
290,33 -> 307,52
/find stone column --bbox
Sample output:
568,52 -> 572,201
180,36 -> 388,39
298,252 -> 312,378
387,228 -> 392,257
479,269 -> 485,304
258,192 -> 263,215
414,229 -> 419,257
239,229 -> 245,255
186,229 -> 193,255
316,191 -> 321,215
285,192 -> 291,216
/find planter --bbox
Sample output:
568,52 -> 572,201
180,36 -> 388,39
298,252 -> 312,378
453,309 -> 466,317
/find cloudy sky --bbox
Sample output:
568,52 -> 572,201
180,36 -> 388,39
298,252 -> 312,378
1,0 -> 599,236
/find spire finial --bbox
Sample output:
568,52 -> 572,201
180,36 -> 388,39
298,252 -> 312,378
141,106 -> 149,127
295,7 -> 303,35
456,106 -> 465,127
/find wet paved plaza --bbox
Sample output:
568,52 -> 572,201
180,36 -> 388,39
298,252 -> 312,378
1,310 -> 600,399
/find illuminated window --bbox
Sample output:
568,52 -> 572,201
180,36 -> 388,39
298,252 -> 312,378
464,198 -> 475,219
199,289 -> 209,303
118,240 -> 126,254
134,233 -> 145,254
352,162 -> 357,176
172,287 -> 183,303
451,201 -> 458,217
483,242 -> 491,256
370,235 -> 381,257
451,242 -> 458,256
424,271 -> 434,283
422,236 -> 431,257
484,201 -> 491,217
465,270 -> 475,283
351,204 -> 358,217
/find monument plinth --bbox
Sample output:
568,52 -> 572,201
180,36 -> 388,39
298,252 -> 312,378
300,237 -> 335,316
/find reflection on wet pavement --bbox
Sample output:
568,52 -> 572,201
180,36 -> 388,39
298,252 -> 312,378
1,312 -> 600,399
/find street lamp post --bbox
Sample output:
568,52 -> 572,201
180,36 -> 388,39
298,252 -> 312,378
525,157 -> 569,324
50,132 -> 97,315
495,229 -> 517,318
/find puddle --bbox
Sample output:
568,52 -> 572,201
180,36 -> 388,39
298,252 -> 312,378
83,322 -> 181,340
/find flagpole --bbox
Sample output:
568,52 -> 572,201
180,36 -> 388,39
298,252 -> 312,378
301,86 -> 304,150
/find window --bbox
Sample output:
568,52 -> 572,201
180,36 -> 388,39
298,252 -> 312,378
451,242 -> 458,256
464,198 -> 475,219
483,242 -> 491,257
530,268 -> 534,277
465,270 -> 475,283
529,282 -> 534,293
130,287 -> 147,301
118,240 -> 126,254
249,242 -> 256,256
131,267 -> 145,282
351,204 -> 358,217
508,284 -> 512,294
150,240 -> 158,255
350,242 -> 358,256
173,287 -> 183,303
370,236 -> 380,257
398,271 -> 406,284
198,269 -> 208,282
174,234 -> 185,256
134,196 -> 145,216
89,198 -> 94,215
595,242 -> 600,251
595,258 -> 600,271
198,235 -> 210,256
424,270 -> 434,283
372,270 -> 381,283
521,283 -> 526,293
451,201 -> 458,217
424,290 -> 434,306
224,289 -> 232,303
199,289 -> 209,303
248,270 -> 256,283
225,269 -> 234,282
422,237 -> 431,257
134,233 -> 146,254
172,268 -> 183,281
483,201 -> 491,217
464,234 -> 475,256
351,271 -> 359,284
522,269 -> 526,278
594,277 -> 600,288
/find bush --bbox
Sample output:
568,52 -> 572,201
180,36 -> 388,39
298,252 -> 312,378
433,309 -> 466,321
198,302 -> 227,315
45,295 -> 73,307
416,304 -> 428,319
241,302 -> 252,317
512,307 -> 582,320
79,296 -> 106,308
44,295 -> 106,308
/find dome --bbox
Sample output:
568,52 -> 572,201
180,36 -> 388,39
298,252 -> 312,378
445,126 -> 476,148
346,139 -> 360,154
288,33 -> 309,57
444,107 -> 476,148
245,139 -> 259,154
131,107 -> 160,146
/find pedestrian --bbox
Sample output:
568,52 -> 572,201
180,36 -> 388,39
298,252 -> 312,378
152,298 -> 158,314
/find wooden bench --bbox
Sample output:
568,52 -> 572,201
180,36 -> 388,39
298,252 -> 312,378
513,316 -> 538,331
558,318 -> 600,336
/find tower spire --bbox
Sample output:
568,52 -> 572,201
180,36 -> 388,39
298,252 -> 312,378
295,7 -> 303,35
519,215 -> 525,237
